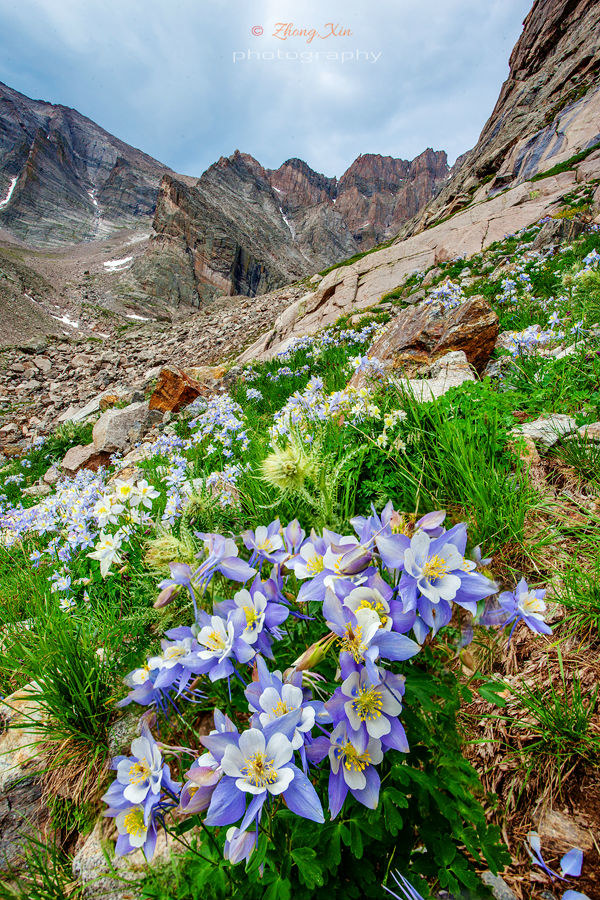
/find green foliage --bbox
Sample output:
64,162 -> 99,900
0,835 -> 81,900
505,656 -> 600,778
139,658 -> 508,900
556,556 -> 600,642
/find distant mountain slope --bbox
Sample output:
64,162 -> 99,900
0,81 -> 173,246
0,81 -> 449,305
129,148 -> 449,305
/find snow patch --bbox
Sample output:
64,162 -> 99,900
52,313 -> 80,330
125,313 -> 149,321
279,206 -> 295,238
0,175 -> 19,210
103,256 -> 133,272
88,188 -> 98,208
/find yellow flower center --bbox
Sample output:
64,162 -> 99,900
306,555 -> 324,575
390,512 -> 411,535
206,630 -> 225,651
340,624 -> 366,663
273,700 -> 289,717
241,752 -> 278,788
341,741 -> 372,772
123,807 -> 146,838
164,646 -> 186,661
352,685 -> 384,722
243,606 -> 260,630
422,554 -> 448,580
128,760 -> 151,785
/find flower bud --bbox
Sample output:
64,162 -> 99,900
154,584 -> 179,609
338,544 -> 373,575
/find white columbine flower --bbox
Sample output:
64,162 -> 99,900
222,729 -> 294,795
87,531 -> 124,577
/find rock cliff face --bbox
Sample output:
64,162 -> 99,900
239,0 -> 600,362
0,81 -> 172,246
133,149 -> 449,305
410,0 -> 600,232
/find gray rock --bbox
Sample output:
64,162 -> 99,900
92,401 -> 149,453
515,413 -> 577,450
394,350 -> 476,402
43,464 -> 60,485
61,443 -> 108,475
480,872 -> 518,900
33,356 -> 52,374
23,481 -> 51,498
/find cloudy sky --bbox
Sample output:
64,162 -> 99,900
0,0 -> 532,178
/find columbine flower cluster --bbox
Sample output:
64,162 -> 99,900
425,279 -> 465,312
188,394 -> 250,461
270,378 -> 380,442
108,503 -> 552,863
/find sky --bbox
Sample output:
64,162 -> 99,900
0,0 -> 533,179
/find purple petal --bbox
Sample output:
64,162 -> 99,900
350,765 -> 380,809
375,631 -> 420,661
239,791 -> 266,833
205,776 -> 246,826
560,848 -> 583,878
328,769 -> 348,819
283,764 -> 324,823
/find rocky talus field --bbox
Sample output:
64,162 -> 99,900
1,0 -> 600,898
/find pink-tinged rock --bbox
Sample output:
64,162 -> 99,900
148,365 -> 204,414
61,443 -> 110,475
350,296 -> 498,390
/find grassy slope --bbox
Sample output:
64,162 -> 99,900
1,221 -> 599,899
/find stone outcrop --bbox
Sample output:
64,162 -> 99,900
130,149 -> 449,306
148,365 -> 204,413
354,296 -> 498,379
0,80 -> 174,246
92,401 -> 149,453
407,0 -> 600,233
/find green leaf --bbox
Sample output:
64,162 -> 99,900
264,877 -> 292,900
477,681 -> 508,707
291,848 -> 325,890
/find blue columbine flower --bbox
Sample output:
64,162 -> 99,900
326,665 -> 409,752
242,519 -> 287,566
194,610 -> 256,682
102,724 -> 181,858
203,719 -> 324,834
324,588 -> 420,684
393,525 -> 497,642
308,721 -> 383,818
498,579 -> 551,636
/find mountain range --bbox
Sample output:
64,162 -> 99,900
0,79 -> 449,305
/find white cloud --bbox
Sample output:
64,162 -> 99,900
0,0 -> 533,177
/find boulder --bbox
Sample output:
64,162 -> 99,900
513,413 -> 577,451
350,296 -> 498,389
577,421 -> 600,442
392,350 -> 476,402
148,365 -> 204,414
61,443 -> 111,475
57,389 -> 130,426
92,402 -> 149,454
72,819 -> 174,900
0,684 -> 47,865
